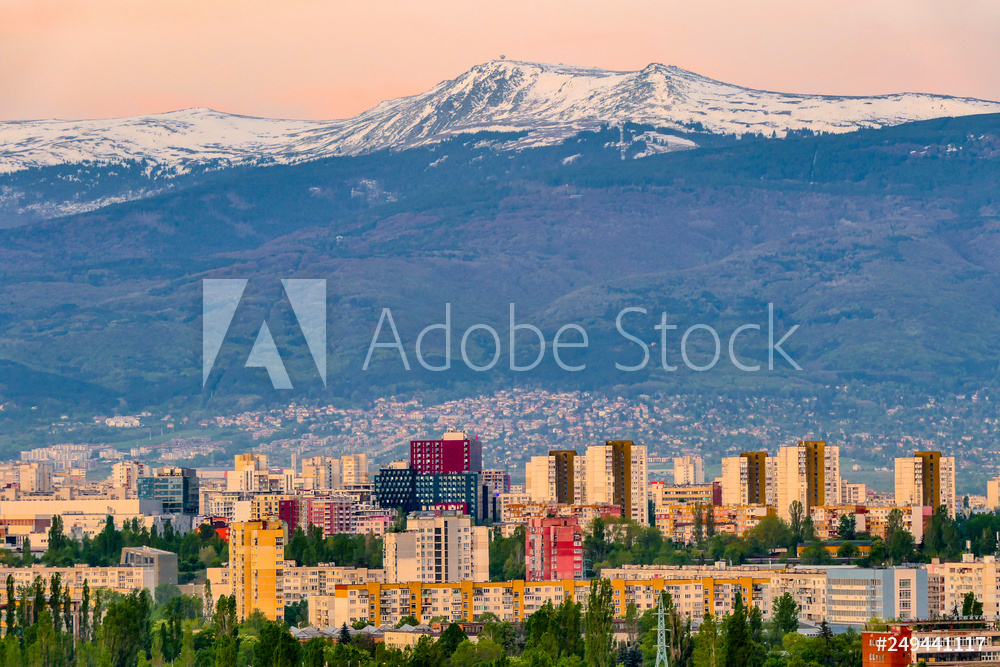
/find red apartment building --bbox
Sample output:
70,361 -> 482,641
410,432 -> 483,474
525,516 -> 584,581
307,497 -> 355,536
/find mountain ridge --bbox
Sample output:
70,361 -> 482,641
3,60 -> 1000,176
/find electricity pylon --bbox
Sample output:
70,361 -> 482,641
655,593 -> 669,667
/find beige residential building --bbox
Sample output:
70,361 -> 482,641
208,564 -> 384,605
840,481 -> 867,506
229,520 -> 285,621
229,453 -> 269,492
310,570 -> 772,629
672,455 -> 705,486
383,513 -> 489,584
775,441 -> 841,521
863,505 -> 928,543
525,451 -> 586,504
988,476 -> 1000,511
525,455 -> 557,503
300,456 -> 342,490
18,463 -> 53,494
650,482 -> 719,511
111,461 -> 151,492
926,554 -> 1000,619
895,452 -> 957,518
342,454 -> 369,485
584,441 -> 648,525
0,563 -> 157,599
769,566 -> 927,625
721,452 -> 770,506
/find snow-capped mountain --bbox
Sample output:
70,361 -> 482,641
2,60 -> 1000,174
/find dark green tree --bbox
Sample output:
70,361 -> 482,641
837,514 -> 857,541
5,575 -> 16,638
438,622 -> 467,657
771,592 -> 799,642
80,579 -> 91,641
721,591 -> 752,667
49,572 -> 62,634
583,578 -> 615,667
962,592 -> 984,618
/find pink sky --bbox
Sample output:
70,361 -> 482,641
1,0 -> 999,122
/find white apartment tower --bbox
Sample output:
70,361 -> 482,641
383,513 -> 489,584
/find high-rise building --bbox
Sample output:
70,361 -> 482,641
230,453 -> 269,492
137,467 -> 200,514
525,455 -> 556,502
584,441 -> 648,525
988,476 -> 1000,511
672,456 -> 705,486
373,468 -> 418,514
775,441 -> 840,520
383,512 -> 489,583
410,431 -> 482,475
525,451 -> 584,504
721,452 -> 768,506
18,463 -> 53,494
481,469 -> 511,496
551,450 -> 579,504
112,461 -> 151,492
374,468 -> 485,519
525,516 -> 584,581
308,497 -> 356,536
342,454 -> 369,485
300,456 -> 342,490
229,520 -> 285,621
894,452 -> 957,518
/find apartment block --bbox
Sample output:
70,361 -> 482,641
585,441 -> 648,525
229,520 -> 285,621
770,566 -> 927,624
308,497 -> 356,536
120,546 -> 179,587
863,505 -> 930,544
481,469 -> 511,497
525,516 -> 583,581
410,432 -> 482,475
776,441 -> 841,521
499,501 -> 621,532
925,554 -> 1000,619
341,454 -> 369,485
310,570 -> 772,629
721,452 -> 769,506
0,563 -> 158,604
672,455 -> 705,486
809,505 -> 865,541
988,476 -> 1000,511
383,513 -> 489,584
653,503 -> 773,543
300,456 -> 342,490
112,461 -> 151,492
18,463 -> 53,494
650,481 -> 721,509
894,452 -> 957,518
